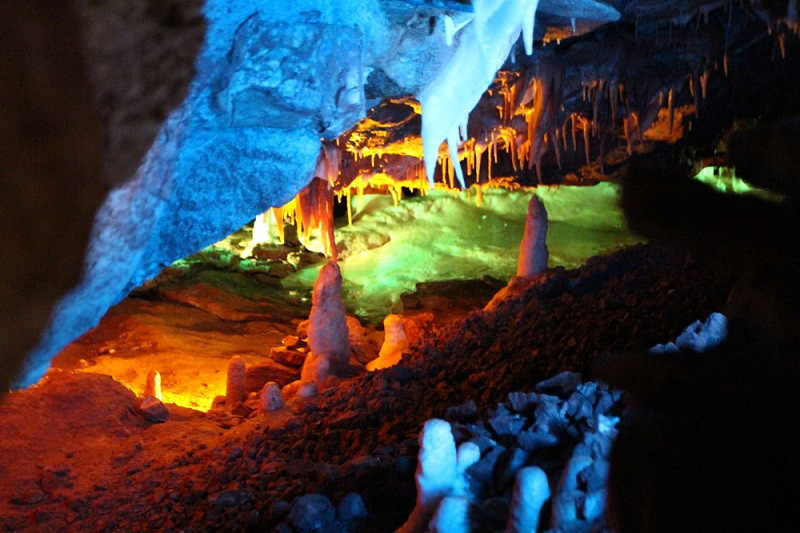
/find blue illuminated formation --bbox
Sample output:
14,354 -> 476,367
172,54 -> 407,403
14,0 -> 411,387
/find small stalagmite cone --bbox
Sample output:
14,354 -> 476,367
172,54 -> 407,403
144,370 -> 162,401
226,356 -> 247,404
259,382 -> 284,411
506,466 -> 550,533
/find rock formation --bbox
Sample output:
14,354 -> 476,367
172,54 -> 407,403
226,356 -> 247,404
366,314 -> 410,371
301,261 -> 352,387
516,193 -> 549,277
143,370 -> 162,401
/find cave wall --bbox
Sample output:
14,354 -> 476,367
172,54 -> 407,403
8,0 -> 464,389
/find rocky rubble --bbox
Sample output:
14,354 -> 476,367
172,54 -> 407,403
0,244 -> 734,531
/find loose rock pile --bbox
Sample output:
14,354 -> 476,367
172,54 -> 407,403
278,370 -> 622,533
9,244 -> 732,531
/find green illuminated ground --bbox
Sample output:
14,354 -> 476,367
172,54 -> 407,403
693,166 -> 786,202
283,183 -> 643,318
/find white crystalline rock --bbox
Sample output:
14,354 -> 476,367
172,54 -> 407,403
242,210 -> 282,257
551,452 -> 593,529
674,312 -> 727,353
367,314 -> 410,371
443,12 -> 475,47
580,489 -> 606,521
516,194 -> 549,277
506,466 -> 551,533
453,442 -> 481,497
430,495 -> 471,533
419,0 -> 540,188
302,261 -> 351,385
648,341 -> 679,354
595,414 -> 620,439
396,419 -> 458,533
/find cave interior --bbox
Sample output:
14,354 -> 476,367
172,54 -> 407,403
2,0 -> 800,531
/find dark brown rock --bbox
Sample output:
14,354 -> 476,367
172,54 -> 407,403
245,360 -> 299,393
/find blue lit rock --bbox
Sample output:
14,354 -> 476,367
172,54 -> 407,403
13,0 -> 461,388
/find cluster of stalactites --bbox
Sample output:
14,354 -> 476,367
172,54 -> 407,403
269,143 -> 340,259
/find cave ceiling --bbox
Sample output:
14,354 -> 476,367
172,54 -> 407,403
7,0 -> 799,391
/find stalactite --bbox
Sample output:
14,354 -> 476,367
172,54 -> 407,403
701,69 -> 709,99
668,88 -> 675,134
571,113 -> 578,152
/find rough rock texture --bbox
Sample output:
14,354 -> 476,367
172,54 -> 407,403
516,193 -> 549,278
0,244 -> 734,531
12,0 -> 463,389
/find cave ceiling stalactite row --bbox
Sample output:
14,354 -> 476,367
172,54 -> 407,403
7,0 -> 799,394
261,0 -> 799,262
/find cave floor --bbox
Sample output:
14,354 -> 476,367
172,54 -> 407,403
0,243 -> 734,531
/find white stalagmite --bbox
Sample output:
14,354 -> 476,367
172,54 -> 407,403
396,419 -> 458,533
506,466 -> 551,533
453,442 -> 481,497
366,314 -> 410,371
301,261 -> 351,386
551,452 -> 593,528
430,495 -> 471,533
419,0 -> 540,188
226,355 -> 247,404
516,193 -> 549,277
259,382 -> 284,411
144,370 -> 162,401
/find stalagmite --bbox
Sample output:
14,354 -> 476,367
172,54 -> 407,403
551,452 -> 593,528
506,466 -> 551,533
396,419 -> 458,533
226,356 -> 247,404
144,370 -> 162,401
300,261 -> 351,387
259,382 -> 284,411
430,496 -> 471,533
516,194 -> 549,278
366,315 -> 410,371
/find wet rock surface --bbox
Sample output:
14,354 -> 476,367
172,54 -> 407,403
0,244 -> 734,531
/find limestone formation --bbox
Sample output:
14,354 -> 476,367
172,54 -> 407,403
259,382 -> 284,412
366,314 -> 410,371
143,370 -> 162,401
301,261 -> 351,386
429,495 -> 470,533
397,419 -> 457,533
516,194 -> 549,278
506,467 -> 550,533
226,356 -> 247,404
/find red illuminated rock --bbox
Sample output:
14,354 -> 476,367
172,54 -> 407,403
245,360 -> 298,393
226,356 -> 247,404
139,396 -> 169,423
143,370 -> 162,401
259,382 -> 284,412
302,261 -> 351,386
